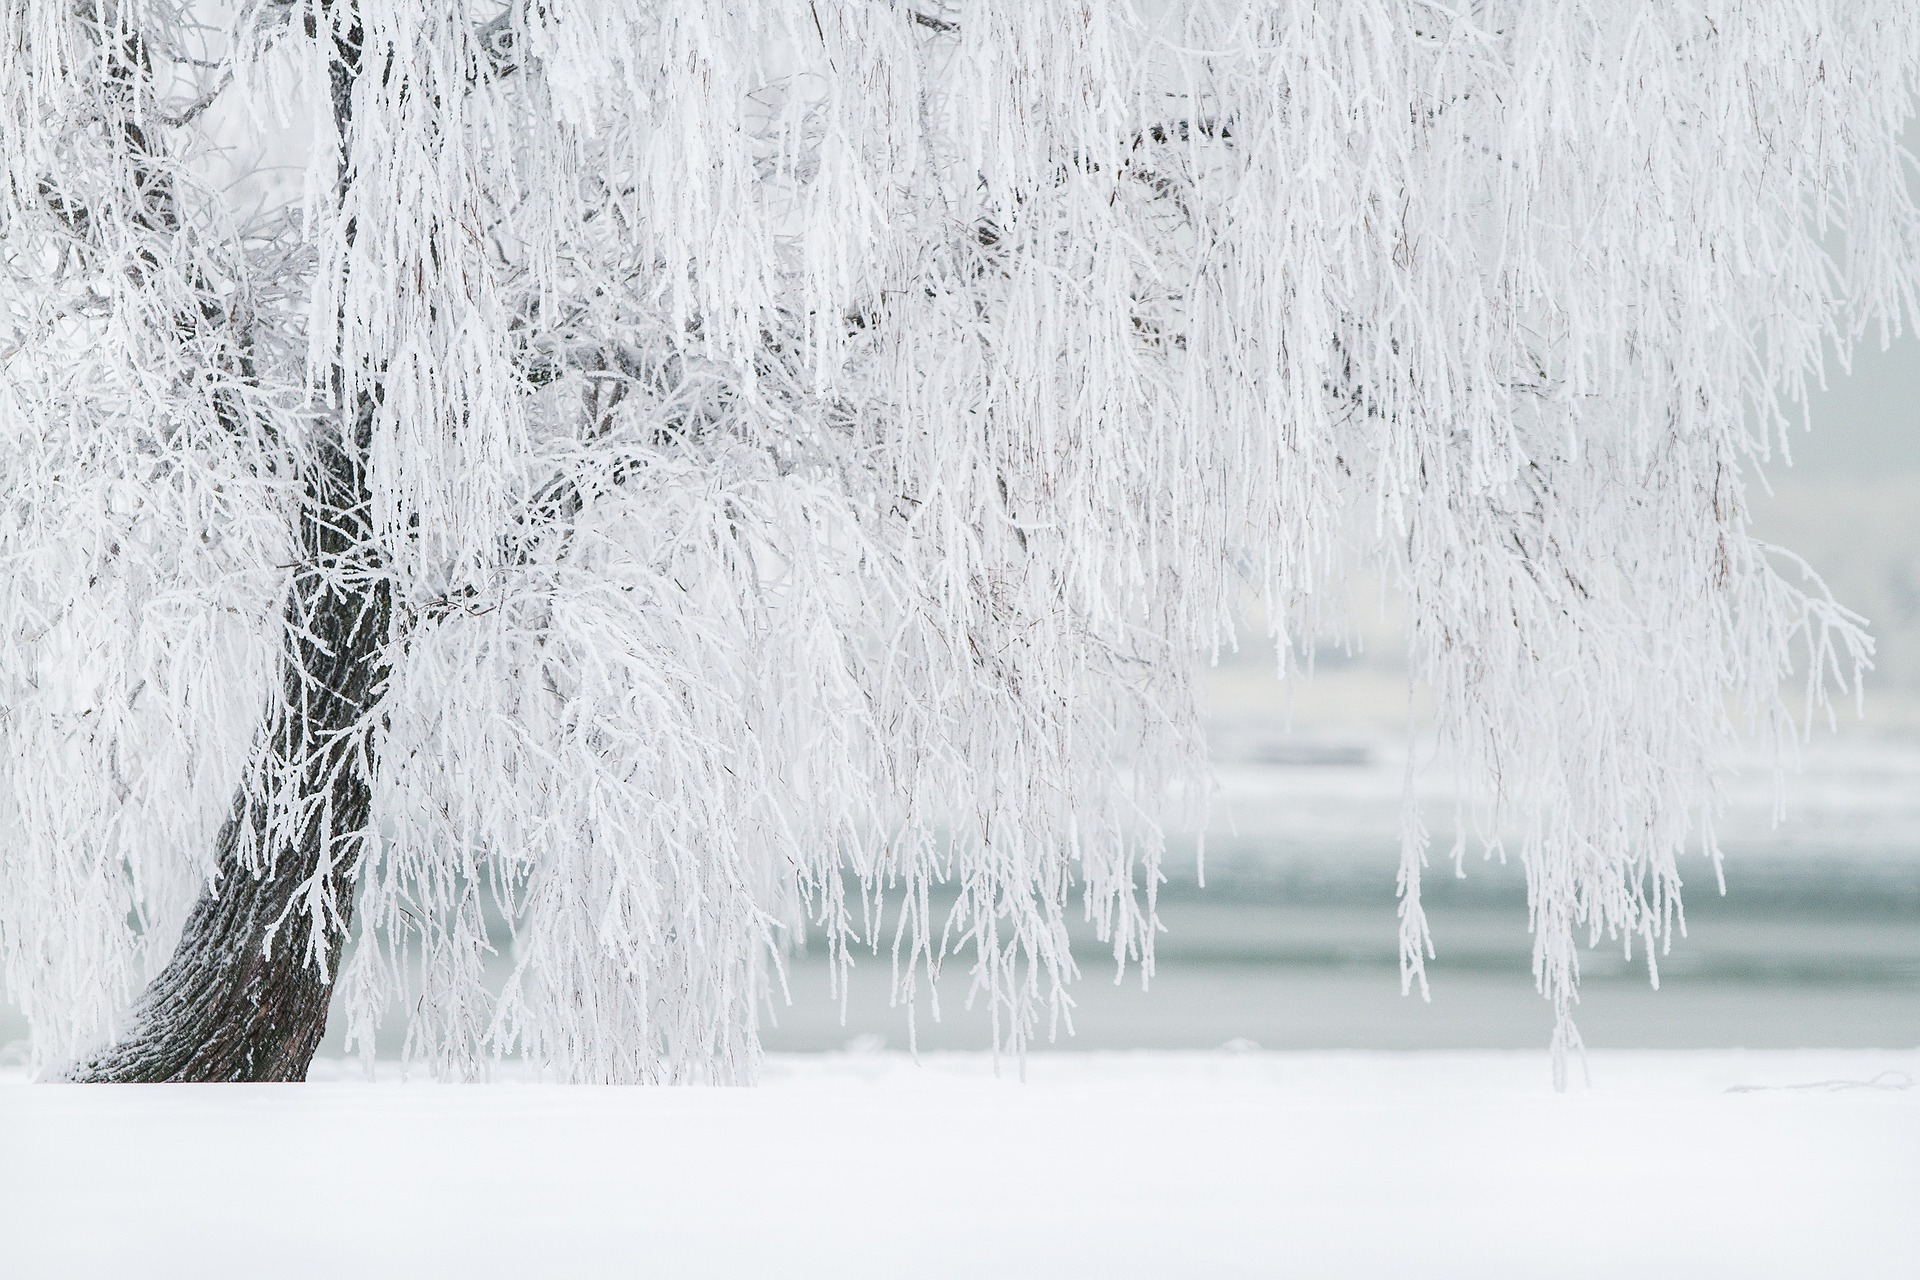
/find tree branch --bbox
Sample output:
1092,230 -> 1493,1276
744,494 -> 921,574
50,10 -> 266,446
908,8 -> 958,34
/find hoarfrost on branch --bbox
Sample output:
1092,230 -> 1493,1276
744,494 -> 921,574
1,0 -> 1913,1083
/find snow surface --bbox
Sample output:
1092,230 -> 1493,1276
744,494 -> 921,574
3,1050 -> 1915,1279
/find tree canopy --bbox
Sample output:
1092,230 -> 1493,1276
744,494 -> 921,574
2,1 -> 1915,1083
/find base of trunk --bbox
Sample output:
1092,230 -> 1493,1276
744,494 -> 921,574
67,805 -> 355,1083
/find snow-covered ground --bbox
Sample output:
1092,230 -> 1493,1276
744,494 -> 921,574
3,1050 -> 1914,1279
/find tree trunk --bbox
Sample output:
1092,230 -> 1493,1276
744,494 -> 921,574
70,427 -> 388,1083
66,1 -> 386,1085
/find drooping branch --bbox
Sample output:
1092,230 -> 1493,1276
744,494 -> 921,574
6,1 -> 1912,1090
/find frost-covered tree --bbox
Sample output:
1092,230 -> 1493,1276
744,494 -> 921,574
2,0 -> 1914,1084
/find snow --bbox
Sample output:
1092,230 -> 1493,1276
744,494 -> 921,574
4,1050 -> 1914,1279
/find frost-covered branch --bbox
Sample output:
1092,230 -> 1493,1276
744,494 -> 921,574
4,0 -> 1917,1086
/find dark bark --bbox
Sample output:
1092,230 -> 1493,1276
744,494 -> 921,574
70,5 -> 383,1083
70,421 -> 388,1083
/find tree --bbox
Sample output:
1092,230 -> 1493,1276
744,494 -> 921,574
2,0 -> 1914,1085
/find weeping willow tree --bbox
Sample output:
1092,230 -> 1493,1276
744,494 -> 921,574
1,0 -> 1913,1084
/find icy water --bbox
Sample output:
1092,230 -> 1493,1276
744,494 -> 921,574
2,740 -> 1915,1062
762,860 -> 1920,1052
763,738 -> 1920,1053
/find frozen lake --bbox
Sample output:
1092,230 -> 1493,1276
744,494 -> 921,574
760,736 -> 1920,1054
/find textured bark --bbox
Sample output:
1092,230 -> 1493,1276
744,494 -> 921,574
69,425 -> 388,1083
67,2 -> 382,1085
